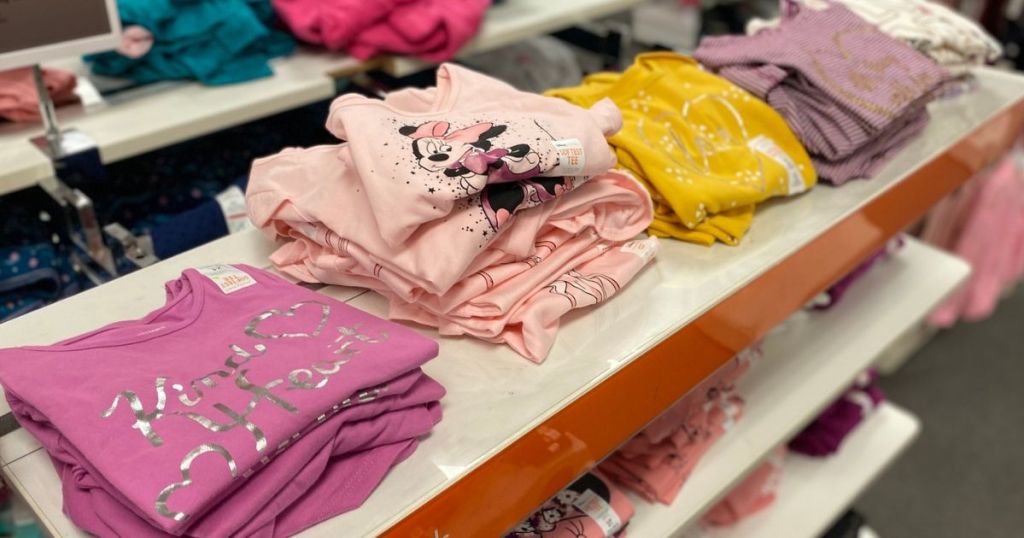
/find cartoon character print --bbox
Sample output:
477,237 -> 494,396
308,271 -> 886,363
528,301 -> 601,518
506,474 -> 618,538
545,270 -> 621,308
400,121 -> 543,195
480,176 -> 574,232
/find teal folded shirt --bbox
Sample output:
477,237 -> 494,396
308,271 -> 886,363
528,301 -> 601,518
86,0 -> 295,85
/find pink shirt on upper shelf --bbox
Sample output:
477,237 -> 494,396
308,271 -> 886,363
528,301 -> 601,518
0,264 -> 443,536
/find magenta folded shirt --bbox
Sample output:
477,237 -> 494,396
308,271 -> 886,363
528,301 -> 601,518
0,264 -> 442,536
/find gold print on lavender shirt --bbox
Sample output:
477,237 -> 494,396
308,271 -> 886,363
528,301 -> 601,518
805,26 -> 942,120
637,92 -> 769,198
155,443 -> 238,522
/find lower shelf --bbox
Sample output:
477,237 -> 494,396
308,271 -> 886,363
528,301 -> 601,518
710,402 -> 919,538
626,237 -> 965,537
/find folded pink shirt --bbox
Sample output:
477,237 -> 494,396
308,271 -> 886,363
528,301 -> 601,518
0,67 -> 78,123
248,64 -> 656,362
702,447 -> 786,526
272,0 -> 489,61
0,265 -> 443,536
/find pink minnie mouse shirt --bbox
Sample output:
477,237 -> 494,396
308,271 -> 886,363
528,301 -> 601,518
0,265 -> 441,535
325,63 -> 622,246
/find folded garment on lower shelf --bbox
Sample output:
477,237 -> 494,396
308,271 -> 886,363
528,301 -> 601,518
702,446 -> 786,526
599,346 -> 760,504
789,371 -> 884,457
506,470 -> 635,538
0,264 -> 444,536
0,67 -> 78,123
808,237 -> 904,311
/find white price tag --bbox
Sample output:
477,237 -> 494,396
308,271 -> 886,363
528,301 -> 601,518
572,489 -> 622,536
551,138 -> 586,175
748,135 -> 807,195
196,264 -> 257,294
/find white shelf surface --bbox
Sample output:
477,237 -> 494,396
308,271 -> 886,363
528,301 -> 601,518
0,50 -> 363,196
384,0 -> 646,76
626,238 -> 966,538
0,69 -> 1017,538
711,402 -> 920,538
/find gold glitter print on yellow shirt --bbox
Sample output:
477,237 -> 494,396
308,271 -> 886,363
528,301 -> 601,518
548,52 -> 816,245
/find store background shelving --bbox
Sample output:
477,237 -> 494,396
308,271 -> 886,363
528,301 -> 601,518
0,67 -> 1020,537
0,0 -> 646,197
626,237 -> 965,537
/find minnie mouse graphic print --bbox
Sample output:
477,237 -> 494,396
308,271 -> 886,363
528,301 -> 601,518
247,63 -> 655,362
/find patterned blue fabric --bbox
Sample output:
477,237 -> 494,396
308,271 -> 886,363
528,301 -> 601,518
0,244 -> 81,323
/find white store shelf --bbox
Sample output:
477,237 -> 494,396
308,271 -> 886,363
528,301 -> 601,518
711,402 -> 920,538
0,50 -> 364,197
626,238 -> 966,538
0,69 -> 1019,538
384,0 -> 646,76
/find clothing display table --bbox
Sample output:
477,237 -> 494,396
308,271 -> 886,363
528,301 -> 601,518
0,67 -> 1021,537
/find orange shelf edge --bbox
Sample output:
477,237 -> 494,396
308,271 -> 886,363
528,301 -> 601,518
381,96 -> 1024,538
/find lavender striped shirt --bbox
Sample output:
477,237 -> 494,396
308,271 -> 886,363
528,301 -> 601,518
695,4 -> 948,184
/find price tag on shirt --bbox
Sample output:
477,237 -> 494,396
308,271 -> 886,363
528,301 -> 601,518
196,264 -> 257,294
572,489 -> 623,536
551,138 -> 586,175
748,135 -> 807,195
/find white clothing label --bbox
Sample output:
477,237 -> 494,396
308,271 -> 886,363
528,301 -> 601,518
215,185 -> 254,234
197,264 -> 257,294
572,489 -> 622,536
846,390 -> 876,418
551,138 -> 586,175
748,135 -> 806,195
620,237 -> 659,264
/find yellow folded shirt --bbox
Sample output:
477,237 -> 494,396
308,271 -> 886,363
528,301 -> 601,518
547,52 -> 816,245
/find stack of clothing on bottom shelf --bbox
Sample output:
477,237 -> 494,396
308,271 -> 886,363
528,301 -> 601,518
703,446 -> 786,527
790,371 -> 885,457
506,470 -> 635,538
695,3 -> 948,185
599,346 -> 761,504
248,63 -> 656,362
0,264 -> 444,537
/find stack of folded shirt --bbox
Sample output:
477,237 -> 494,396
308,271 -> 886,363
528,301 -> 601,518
247,63 -> 656,362
549,52 -> 816,246
272,0 -> 489,61
0,264 -> 444,536
0,67 -> 78,123
599,347 -> 760,504
748,0 -> 1002,75
695,4 -> 948,185
86,0 -> 295,85
789,371 -> 884,457
702,446 -> 786,526
506,470 -> 634,538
